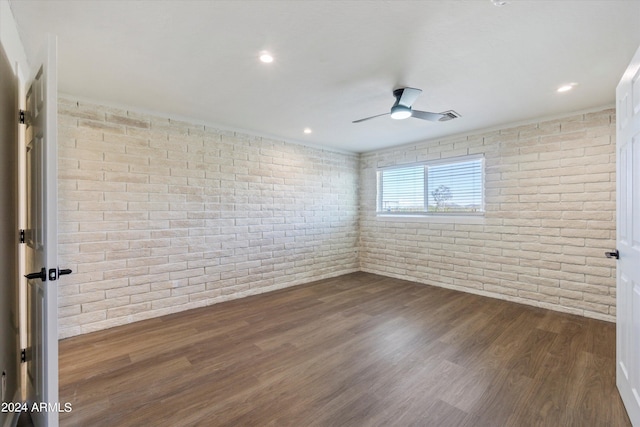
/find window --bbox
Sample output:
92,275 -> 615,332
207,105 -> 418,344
377,155 -> 484,215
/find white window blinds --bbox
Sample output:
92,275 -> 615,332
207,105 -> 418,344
377,156 -> 484,215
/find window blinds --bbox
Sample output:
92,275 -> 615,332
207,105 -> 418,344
378,157 -> 484,215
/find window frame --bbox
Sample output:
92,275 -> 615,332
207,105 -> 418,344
376,154 -> 485,217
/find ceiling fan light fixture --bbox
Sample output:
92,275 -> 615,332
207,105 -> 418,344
390,105 -> 412,120
353,87 -> 455,124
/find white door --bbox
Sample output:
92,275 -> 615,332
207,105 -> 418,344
24,35 -> 59,427
616,43 -> 640,427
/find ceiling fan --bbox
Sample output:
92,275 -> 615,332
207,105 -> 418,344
353,87 -> 460,123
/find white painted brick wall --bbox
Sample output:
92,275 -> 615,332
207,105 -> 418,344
58,99 -> 617,337
57,96 -> 359,338
359,108 -> 617,322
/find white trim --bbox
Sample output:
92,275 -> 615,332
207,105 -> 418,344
0,7 -> 27,427
0,0 -> 29,83
375,214 -> 486,224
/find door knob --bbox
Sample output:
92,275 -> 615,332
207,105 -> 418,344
25,267 -> 46,281
605,250 -> 619,259
47,268 -> 73,281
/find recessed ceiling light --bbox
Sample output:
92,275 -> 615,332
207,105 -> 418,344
259,51 -> 274,63
303,128 -> 312,134
491,0 -> 508,6
557,83 -> 578,93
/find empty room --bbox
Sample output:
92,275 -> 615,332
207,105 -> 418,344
1,1 -> 640,426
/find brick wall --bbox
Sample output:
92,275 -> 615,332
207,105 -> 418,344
360,109 -> 617,321
58,100 -> 617,337
57,96 -> 359,338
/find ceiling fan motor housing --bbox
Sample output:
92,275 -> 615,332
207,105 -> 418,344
393,88 -> 406,101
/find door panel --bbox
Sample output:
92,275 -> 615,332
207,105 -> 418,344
617,44 -> 640,426
634,138 -> 640,246
24,35 -> 58,427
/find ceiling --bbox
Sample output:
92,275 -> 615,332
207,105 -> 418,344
9,0 -> 640,153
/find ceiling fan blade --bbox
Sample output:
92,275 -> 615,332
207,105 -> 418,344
352,112 -> 390,123
397,87 -> 422,107
411,110 -> 445,122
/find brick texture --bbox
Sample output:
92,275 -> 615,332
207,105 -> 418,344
58,96 -> 359,338
58,99 -> 617,338
359,109 -> 617,322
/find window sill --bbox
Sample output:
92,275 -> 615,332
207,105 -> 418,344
375,214 -> 485,224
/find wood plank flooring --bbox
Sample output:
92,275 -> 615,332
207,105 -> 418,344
59,272 -> 630,426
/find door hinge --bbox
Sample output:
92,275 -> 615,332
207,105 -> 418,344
19,109 -> 25,125
19,229 -> 25,244
20,349 -> 26,363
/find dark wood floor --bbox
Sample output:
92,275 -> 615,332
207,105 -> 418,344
59,272 -> 630,426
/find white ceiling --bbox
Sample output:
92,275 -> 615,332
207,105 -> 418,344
9,0 -> 640,153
